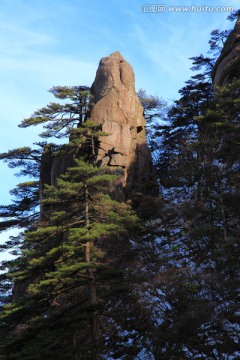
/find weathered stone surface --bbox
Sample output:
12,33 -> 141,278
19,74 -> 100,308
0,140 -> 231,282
50,153 -> 74,186
13,52 -> 159,336
213,17 -> 240,86
90,51 -> 154,200
109,153 -> 126,167
39,51 -> 156,203
39,148 -> 74,202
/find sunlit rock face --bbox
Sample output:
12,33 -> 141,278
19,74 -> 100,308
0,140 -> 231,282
90,51 -> 154,200
40,52 -> 157,203
213,17 -> 240,86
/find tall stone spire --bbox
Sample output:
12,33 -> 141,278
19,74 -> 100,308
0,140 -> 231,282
90,51 -> 155,200
213,17 -> 240,86
39,52 -> 157,204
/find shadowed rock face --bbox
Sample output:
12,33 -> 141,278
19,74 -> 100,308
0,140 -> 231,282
90,51 -> 154,200
213,17 -> 240,86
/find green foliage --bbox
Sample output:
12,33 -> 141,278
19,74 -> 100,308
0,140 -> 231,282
1,16 -> 240,360
19,86 -> 92,139
0,83 -> 141,359
0,145 -> 42,177
0,146 -> 139,359
137,52 -> 240,359
137,88 -> 167,123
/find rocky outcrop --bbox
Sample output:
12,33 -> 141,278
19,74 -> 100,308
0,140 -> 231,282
11,52 -> 158,344
40,52 -> 156,202
90,51 -> 155,200
213,17 -> 240,86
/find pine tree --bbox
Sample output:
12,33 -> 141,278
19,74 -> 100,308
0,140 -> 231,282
0,86 -> 139,359
129,20 -> 240,358
19,86 -> 92,139
1,159 -> 138,359
2,16 -> 240,359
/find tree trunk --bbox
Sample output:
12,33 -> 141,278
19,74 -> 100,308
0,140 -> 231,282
85,184 -> 99,359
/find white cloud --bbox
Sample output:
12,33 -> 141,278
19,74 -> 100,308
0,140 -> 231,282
0,22 -> 53,47
0,55 -> 96,83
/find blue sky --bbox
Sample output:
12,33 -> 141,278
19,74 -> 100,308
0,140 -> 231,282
0,0 -> 239,249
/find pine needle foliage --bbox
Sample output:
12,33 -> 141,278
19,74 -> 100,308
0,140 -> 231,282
0,86 -> 139,359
